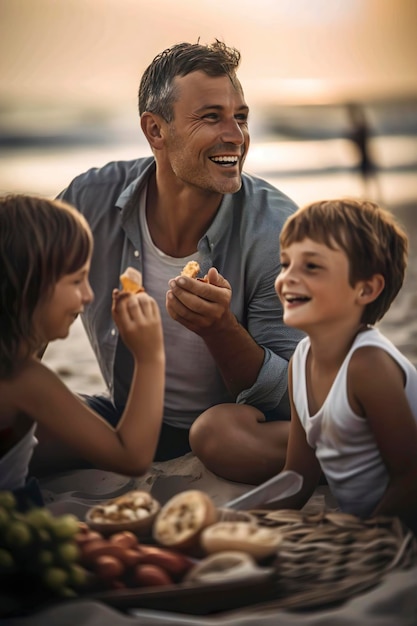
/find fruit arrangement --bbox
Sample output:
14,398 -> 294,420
0,487 -> 280,616
0,491 -> 87,616
79,489 -> 279,589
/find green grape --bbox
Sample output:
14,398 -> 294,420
35,527 -> 52,544
0,547 -> 15,573
0,492 -> 16,511
43,566 -> 68,591
67,563 -> 88,588
50,515 -> 79,540
0,506 -> 11,532
0,505 -> 87,607
4,521 -> 32,549
37,549 -> 55,568
56,541 -> 80,564
25,507 -> 54,530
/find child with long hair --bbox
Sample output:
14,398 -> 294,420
274,198 -> 417,533
0,194 -> 165,497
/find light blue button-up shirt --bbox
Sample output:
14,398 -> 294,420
59,156 -> 304,421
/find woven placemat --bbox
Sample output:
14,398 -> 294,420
243,509 -> 417,611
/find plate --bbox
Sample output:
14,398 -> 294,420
85,569 -> 277,615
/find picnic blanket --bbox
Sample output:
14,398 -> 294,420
7,453 -> 417,625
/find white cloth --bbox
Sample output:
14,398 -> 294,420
23,462 -> 417,625
0,423 -> 37,490
8,566 -> 417,626
292,327 -> 417,517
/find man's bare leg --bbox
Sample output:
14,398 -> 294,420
189,404 -> 290,485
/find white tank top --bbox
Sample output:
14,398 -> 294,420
139,194 -> 232,429
0,423 -> 38,490
292,327 -> 417,518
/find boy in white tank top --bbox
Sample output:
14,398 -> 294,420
273,198 -> 417,534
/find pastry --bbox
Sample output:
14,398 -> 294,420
120,267 -> 144,293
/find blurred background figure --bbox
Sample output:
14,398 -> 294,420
346,102 -> 379,200
0,0 -> 416,392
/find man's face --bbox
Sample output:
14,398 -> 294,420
162,71 -> 250,195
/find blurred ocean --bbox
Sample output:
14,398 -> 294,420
1,98 -> 416,393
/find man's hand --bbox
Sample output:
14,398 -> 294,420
166,267 -> 234,336
167,267 -> 264,396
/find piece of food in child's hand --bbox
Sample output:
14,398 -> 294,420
120,267 -> 145,293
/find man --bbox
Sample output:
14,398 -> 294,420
32,40 -> 304,484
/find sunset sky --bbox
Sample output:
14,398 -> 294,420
1,0 -> 416,109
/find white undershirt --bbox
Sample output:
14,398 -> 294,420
139,191 -> 232,429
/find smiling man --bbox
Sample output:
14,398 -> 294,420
31,40 -> 304,484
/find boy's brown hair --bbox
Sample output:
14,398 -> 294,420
279,198 -> 408,325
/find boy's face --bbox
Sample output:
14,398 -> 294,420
275,237 -> 364,333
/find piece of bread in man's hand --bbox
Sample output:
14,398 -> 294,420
181,261 -> 208,282
120,266 -> 145,293
181,260 -> 201,278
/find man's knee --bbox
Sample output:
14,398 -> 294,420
189,403 -> 265,455
190,404 -> 290,483
189,408 -> 217,456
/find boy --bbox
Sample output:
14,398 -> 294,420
274,198 -> 417,533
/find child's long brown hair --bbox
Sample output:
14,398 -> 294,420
0,194 -> 93,377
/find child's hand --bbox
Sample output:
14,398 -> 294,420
112,289 -> 164,363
